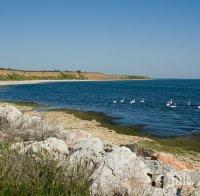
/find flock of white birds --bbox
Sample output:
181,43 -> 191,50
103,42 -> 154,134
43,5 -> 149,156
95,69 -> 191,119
113,98 -> 200,109
112,98 -> 145,104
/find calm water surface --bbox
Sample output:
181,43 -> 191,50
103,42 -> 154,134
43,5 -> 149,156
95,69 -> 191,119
0,79 -> 200,137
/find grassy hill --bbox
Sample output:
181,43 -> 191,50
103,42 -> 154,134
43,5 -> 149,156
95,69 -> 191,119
0,68 -> 150,81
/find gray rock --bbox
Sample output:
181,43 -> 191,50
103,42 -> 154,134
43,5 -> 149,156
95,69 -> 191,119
144,159 -> 175,175
2,105 -> 200,196
90,146 -> 151,195
0,105 -> 23,130
75,137 -> 104,153
192,186 -> 200,196
149,187 -> 177,196
60,130 -> 91,149
13,137 -> 69,155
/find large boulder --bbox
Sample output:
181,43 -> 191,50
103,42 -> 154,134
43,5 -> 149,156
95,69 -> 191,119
90,146 -> 151,195
0,105 -> 23,130
68,137 -> 105,171
75,137 -> 104,153
13,137 -> 69,155
144,158 -> 200,195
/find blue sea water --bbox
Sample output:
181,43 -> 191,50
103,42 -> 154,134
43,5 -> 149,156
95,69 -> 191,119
0,79 -> 200,137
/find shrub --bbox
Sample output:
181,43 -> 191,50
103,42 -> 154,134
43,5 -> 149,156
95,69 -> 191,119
0,144 -> 90,195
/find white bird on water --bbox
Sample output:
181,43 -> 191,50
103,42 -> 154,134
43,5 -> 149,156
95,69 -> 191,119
140,99 -> 145,103
166,99 -> 176,108
170,103 -> 176,108
120,98 -> 125,103
113,100 -> 117,103
130,99 -> 136,104
187,101 -> 191,106
198,106 -> 200,109
166,101 -> 171,107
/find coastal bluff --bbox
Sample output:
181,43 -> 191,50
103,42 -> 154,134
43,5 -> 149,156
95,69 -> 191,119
0,104 -> 199,195
0,68 -> 150,81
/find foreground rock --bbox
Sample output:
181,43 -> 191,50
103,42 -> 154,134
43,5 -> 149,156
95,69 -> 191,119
0,104 -> 199,195
13,137 -> 69,155
90,146 -> 151,195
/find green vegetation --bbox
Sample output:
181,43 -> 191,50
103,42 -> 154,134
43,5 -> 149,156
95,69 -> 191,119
51,108 -> 146,136
51,108 -> 200,155
0,75 -> 9,81
0,143 -> 90,196
121,75 -> 150,80
0,72 -> 86,81
60,72 -> 85,80
140,137 -> 200,155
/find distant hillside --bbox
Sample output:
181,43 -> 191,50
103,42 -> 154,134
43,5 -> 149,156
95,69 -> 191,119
0,68 -> 150,81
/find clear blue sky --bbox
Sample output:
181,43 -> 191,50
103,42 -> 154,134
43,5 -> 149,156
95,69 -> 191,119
0,0 -> 199,78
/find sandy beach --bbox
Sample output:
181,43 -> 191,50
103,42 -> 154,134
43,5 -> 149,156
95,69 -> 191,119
0,79 -> 153,87
0,79 -> 93,86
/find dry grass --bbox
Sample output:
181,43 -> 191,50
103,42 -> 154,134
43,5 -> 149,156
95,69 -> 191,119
0,143 -> 90,196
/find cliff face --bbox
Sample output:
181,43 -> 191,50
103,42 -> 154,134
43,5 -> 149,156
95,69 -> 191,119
0,69 -> 149,81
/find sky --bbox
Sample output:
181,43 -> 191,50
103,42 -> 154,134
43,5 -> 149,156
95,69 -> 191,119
0,0 -> 200,78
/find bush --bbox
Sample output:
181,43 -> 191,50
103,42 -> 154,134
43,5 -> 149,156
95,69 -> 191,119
0,144 -> 90,195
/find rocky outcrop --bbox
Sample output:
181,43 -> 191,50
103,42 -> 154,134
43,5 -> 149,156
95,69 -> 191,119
90,146 -> 151,195
0,104 -> 199,196
13,137 -> 69,155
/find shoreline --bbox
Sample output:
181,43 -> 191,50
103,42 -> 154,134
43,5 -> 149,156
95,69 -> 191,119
0,79 -> 152,86
1,101 -> 199,170
1,102 -> 199,194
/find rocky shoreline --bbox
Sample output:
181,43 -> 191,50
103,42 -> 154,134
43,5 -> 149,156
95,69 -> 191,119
0,103 -> 199,195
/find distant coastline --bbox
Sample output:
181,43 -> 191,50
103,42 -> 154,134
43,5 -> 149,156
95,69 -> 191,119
0,68 -> 150,81
0,78 -> 152,87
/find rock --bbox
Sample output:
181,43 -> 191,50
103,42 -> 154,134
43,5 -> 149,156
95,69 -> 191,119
61,130 -> 91,149
190,171 -> 200,186
68,148 -> 103,172
162,171 -> 181,189
154,174 -> 164,188
149,187 -> 177,196
180,185 -> 195,195
0,105 -> 23,130
14,137 -> 69,155
75,137 -> 104,153
68,137 -> 104,173
144,157 -> 200,195
192,186 -> 200,196
155,170 -> 200,196
90,146 -> 151,195
1,111 -> 67,142
2,105 -> 200,195
144,159 -> 175,175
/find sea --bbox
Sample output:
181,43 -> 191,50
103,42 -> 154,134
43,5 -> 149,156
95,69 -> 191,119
0,79 -> 199,138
